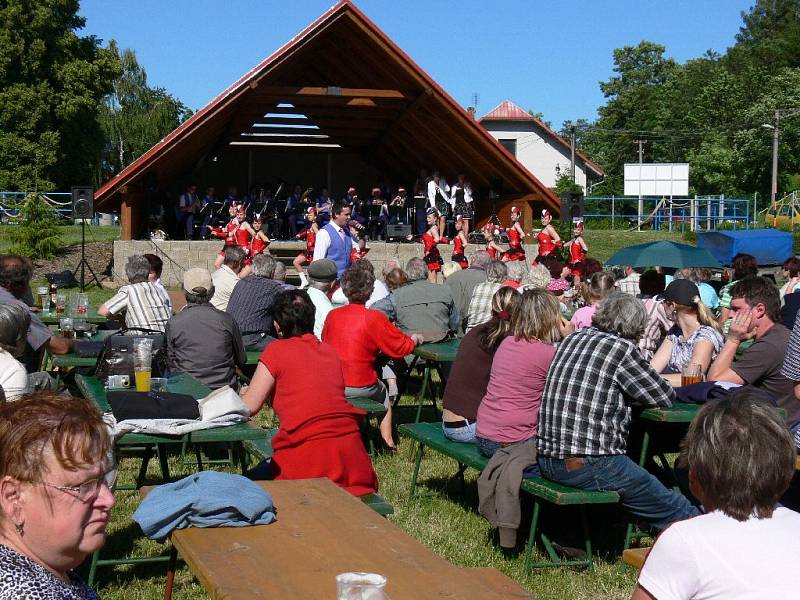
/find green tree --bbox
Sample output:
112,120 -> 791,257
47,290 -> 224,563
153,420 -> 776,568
98,42 -> 192,180
8,193 -> 61,258
0,0 -> 121,190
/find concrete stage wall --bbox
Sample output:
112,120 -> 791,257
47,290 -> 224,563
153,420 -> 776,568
113,240 -> 540,287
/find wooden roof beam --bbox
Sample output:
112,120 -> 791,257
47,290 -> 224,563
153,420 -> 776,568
255,86 -> 410,99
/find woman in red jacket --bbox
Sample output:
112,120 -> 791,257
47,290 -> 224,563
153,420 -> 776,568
323,263 -> 423,448
241,290 -> 378,496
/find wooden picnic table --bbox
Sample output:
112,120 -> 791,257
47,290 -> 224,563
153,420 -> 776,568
154,478 -> 533,600
38,308 -> 107,325
410,338 -> 460,422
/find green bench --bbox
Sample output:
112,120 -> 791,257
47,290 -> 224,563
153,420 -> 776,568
242,428 -> 394,517
399,422 -> 620,571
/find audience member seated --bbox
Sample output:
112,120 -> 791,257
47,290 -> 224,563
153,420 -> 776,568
0,392 -> 115,599
687,267 -> 719,311
272,262 -> 294,290
143,253 -> 172,313
475,289 -> 571,457
323,265 -> 423,448
570,271 -> 615,330
0,304 -> 29,400
241,291 -> 378,496
441,261 -> 462,280
779,256 -> 800,306
538,292 -> 700,530
210,246 -> 246,311
615,265 -> 642,296
166,268 -> 246,391
717,253 -> 758,326
99,254 -> 172,333
442,287 -> 520,442
466,260 -> 508,332
632,391 -> 800,600
445,250 -> 490,333
650,280 -> 724,384
226,254 -> 284,350
638,269 -> 670,361
708,276 -> 798,441
521,263 -> 551,291
0,254 -> 72,370
370,267 -> 408,323
394,257 -> 459,342
502,261 -> 525,289
302,259 -> 336,339
331,259 -> 389,307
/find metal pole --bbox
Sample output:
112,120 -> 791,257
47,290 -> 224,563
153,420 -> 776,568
771,109 -> 780,206
611,195 -> 615,229
570,123 -> 576,183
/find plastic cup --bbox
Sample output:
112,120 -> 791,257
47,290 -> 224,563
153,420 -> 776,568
133,338 -> 153,392
150,378 -> 168,393
59,317 -> 75,339
55,292 -> 66,315
40,293 -> 50,312
36,286 -> 48,310
681,363 -> 703,387
336,572 -> 387,600
76,292 -> 89,315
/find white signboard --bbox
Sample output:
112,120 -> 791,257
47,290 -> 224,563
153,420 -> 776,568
624,163 -> 689,196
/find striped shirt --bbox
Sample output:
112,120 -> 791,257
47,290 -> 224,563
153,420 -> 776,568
615,273 -> 641,296
537,327 -> 675,458
103,281 -> 171,333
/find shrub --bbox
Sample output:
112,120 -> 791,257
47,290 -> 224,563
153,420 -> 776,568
8,193 -> 62,259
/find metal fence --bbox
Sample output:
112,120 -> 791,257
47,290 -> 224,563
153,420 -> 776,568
583,195 -> 752,231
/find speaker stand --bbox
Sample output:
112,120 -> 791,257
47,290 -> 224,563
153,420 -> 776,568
72,219 -> 100,291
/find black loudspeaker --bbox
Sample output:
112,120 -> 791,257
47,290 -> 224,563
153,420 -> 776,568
559,192 -> 583,221
489,177 -> 504,200
386,223 -> 411,241
71,186 -> 94,219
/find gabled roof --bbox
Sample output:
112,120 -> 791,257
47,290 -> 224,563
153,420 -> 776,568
480,99 -> 606,177
96,1 -> 559,211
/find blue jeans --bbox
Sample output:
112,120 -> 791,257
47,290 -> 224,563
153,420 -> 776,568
538,454 -> 700,530
442,421 -> 476,443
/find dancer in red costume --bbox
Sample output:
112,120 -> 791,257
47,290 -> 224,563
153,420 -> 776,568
534,209 -> 562,263
208,203 -> 242,268
250,216 -> 270,258
293,206 -> 319,275
566,221 -> 588,275
421,208 -> 447,282
483,223 -> 504,259
450,215 -> 469,269
502,206 -> 527,262
350,236 -> 370,263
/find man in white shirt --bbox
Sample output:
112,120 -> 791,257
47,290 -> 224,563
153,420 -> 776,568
426,171 -> 452,233
100,254 -> 172,333
312,201 -> 356,278
632,389 -> 800,600
616,266 -> 642,296
210,246 -> 245,311
303,259 -> 336,339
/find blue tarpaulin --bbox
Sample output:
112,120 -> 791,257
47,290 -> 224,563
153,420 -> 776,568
697,229 -> 793,266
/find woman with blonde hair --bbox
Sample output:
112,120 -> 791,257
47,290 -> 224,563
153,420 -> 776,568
442,287 -> 521,442
571,271 -> 616,329
475,288 -> 572,457
650,279 -> 724,384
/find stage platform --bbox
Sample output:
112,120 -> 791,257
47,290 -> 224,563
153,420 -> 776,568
113,240 -> 539,287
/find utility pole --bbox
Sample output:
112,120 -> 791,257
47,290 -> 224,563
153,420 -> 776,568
569,122 -> 576,183
634,140 -> 647,230
770,108 -> 780,205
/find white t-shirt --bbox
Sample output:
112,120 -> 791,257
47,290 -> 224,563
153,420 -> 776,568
0,350 -> 27,400
638,507 -> 800,600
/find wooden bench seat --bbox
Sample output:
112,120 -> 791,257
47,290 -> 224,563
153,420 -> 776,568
399,421 -> 620,571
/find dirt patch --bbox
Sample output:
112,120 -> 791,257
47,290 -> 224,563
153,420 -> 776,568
31,241 -> 114,282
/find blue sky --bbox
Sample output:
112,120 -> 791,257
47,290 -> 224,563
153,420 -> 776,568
79,0 -> 753,130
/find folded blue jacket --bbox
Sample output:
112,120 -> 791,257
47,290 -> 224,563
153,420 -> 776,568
133,471 -> 277,541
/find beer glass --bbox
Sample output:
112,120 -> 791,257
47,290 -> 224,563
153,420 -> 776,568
681,363 -> 703,387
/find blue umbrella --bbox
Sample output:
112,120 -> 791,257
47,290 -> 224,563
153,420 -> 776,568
605,240 -> 722,269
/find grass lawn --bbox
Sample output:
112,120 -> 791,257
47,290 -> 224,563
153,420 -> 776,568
0,224 -> 120,253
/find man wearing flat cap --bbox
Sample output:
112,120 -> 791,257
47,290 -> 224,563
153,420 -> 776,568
303,259 -> 336,339
165,267 -> 246,390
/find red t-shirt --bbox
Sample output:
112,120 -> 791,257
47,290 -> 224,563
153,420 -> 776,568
259,334 -> 378,495
322,304 -> 415,387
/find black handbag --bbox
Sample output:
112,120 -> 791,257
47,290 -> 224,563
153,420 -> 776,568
95,327 -> 169,381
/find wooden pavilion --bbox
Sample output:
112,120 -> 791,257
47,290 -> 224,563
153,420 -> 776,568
95,0 -> 559,240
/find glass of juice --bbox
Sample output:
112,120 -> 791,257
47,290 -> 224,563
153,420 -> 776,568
133,338 -> 153,392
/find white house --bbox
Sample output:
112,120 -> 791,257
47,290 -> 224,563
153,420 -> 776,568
478,99 -> 604,191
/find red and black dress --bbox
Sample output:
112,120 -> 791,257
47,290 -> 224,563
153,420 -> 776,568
502,227 -> 526,262
209,219 -> 240,257
535,230 -> 561,263
486,245 -> 499,259
569,238 -> 586,265
422,232 -> 445,272
350,246 -> 370,263
451,235 -> 468,269
234,226 -> 253,263
297,227 -> 317,262
250,234 -> 269,258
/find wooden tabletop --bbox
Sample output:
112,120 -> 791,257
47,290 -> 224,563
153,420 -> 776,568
167,478 -> 533,599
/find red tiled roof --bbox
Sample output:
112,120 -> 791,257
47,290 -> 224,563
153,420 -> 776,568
479,99 -> 605,176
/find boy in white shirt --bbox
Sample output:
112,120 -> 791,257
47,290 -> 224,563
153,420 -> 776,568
632,389 -> 800,600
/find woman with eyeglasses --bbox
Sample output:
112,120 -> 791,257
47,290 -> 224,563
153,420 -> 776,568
0,392 -> 115,598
